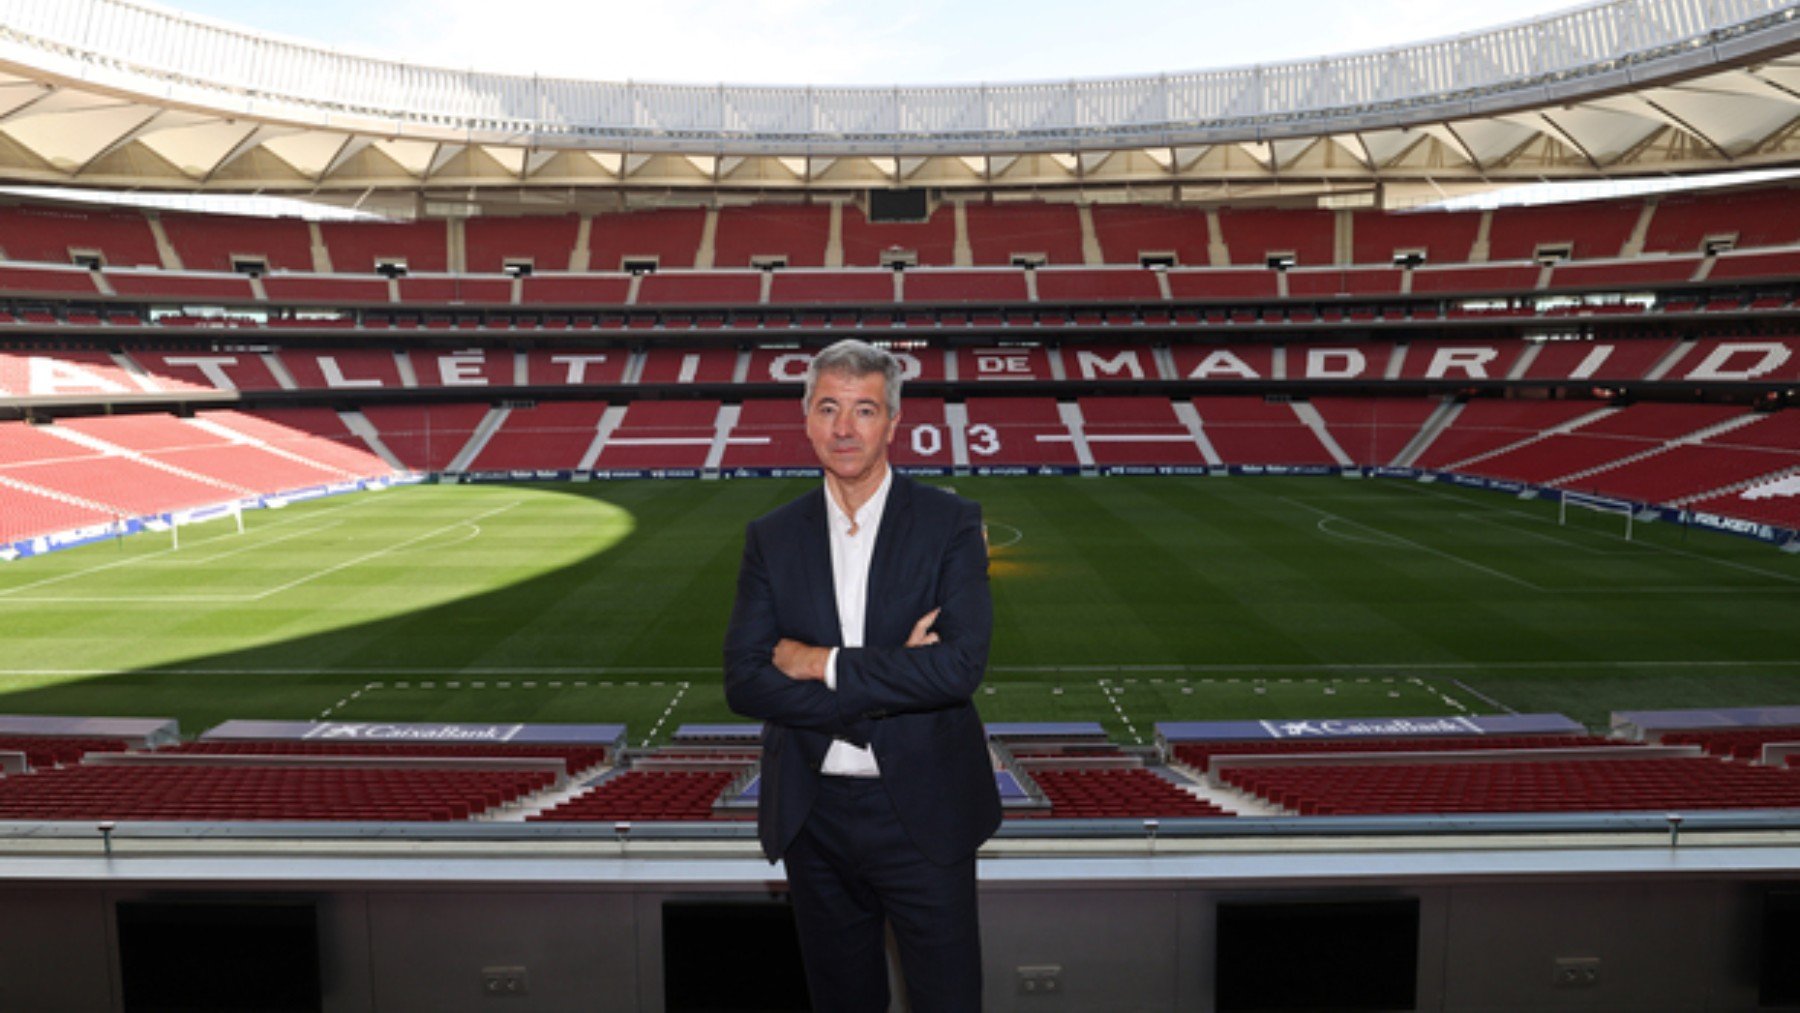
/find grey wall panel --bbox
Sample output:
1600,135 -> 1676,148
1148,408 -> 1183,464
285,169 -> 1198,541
1440,880 -> 1726,1013
0,888 -> 115,1012
978,887 -> 1182,1011
366,889 -> 640,1013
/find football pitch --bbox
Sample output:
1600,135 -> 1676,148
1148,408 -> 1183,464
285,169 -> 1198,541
0,476 -> 1796,745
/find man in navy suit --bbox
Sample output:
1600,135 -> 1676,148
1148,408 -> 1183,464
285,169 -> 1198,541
725,338 -> 1000,1012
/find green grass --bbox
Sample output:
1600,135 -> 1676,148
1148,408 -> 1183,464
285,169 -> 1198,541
0,476 -> 1795,740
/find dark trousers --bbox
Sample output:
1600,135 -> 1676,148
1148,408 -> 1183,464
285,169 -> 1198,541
783,775 -> 983,1013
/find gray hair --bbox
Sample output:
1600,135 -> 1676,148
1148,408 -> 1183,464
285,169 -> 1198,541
802,339 -> 902,417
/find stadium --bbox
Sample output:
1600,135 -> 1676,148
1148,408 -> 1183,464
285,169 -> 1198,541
0,0 -> 1798,1008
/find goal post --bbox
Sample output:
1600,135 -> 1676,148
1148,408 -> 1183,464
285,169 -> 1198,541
168,500 -> 246,550
1558,490 -> 1636,540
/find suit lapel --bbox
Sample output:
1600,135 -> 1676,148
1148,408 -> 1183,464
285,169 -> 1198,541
866,474 -> 913,645
798,488 -> 843,646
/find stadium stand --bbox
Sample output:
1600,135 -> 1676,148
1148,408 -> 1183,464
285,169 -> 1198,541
904,269 -> 1029,303
1516,337 -> 1675,382
0,735 -> 131,769
0,348 -> 158,398
1021,766 -> 1227,819
0,203 -> 162,267
159,211 -> 315,272
1544,256 -> 1700,290
961,397 -> 1080,468
769,269 -> 896,305
1310,397 -> 1440,466
954,345 -> 1056,383
131,350 -> 279,394
1164,266 -> 1280,300
395,275 -> 513,306
1,430 -> 246,516
1484,200 -> 1641,260
1671,336 -> 1800,383
531,767 -> 750,822
467,401 -> 609,471
1706,247 -> 1800,283
1351,208 -> 1483,265
52,414 -> 350,494
104,268 -> 259,301
965,202 -> 1086,266
591,400 -> 721,470
1215,207 -> 1335,266
1411,261 -> 1542,296
1286,267 -> 1404,298
1657,726 -> 1800,762
260,272 -> 392,304
517,272 -> 633,305
1171,735 -> 1621,772
1410,400 -> 1605,471
638,346 -> 738,385
1456,403 -> 1743,486
587,208 -> 708,271
358,404 -> 489,471
1,186 -> 1797,542
1089,204 -> 1212,266
712,204 -> 832,268
839,202 -> 957,266
1077,396 -> 1206,466
636,270 -> 763,306
1169,342 -> 1277,382
317,220 -> 447,274
168,739 -> 609,775
0,479 -> 118,542
1686,476 -> 1800,529
0,262 -> 105,296
222,408 -> 393,474
889,397 -> 952,469
717,398 -> 811,470
1570,442 -> 1797,505
1192,398 -> 1336,465
1033,267 -> 1163,302
1640,187 -> 1800,253
463,214 -> 580,273
1396,339 -> 1527,380
278,348 -> 406,390
0,761 -> 556,821
523,348 -> 630,386
1218,755 -> 1800,815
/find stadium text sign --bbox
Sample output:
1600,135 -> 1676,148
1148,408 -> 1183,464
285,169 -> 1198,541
1259,717 -> 1481,739
1159,713 -> 1586,743
303,722 -> 526,742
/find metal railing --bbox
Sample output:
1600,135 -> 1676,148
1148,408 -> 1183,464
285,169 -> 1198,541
0,0 -> 1793,154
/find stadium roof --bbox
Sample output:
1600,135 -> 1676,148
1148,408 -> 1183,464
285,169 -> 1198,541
0,0 -> 1795,200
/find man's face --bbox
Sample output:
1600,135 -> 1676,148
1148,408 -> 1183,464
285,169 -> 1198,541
805,368 -> 898,487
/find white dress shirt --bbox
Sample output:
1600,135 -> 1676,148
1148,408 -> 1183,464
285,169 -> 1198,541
819,466 -> 892,777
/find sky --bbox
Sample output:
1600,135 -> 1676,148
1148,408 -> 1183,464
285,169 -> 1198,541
162,0 -> 1588,87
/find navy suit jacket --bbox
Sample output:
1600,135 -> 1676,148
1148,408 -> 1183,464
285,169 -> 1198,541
724,474 -> 1002,866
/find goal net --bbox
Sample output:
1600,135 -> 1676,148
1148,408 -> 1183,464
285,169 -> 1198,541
1558,490 -> 1637,540
165,500 -> 246,549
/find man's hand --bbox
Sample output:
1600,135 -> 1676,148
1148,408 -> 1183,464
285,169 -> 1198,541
774,639 -> 830,682
906,608 -> 941,647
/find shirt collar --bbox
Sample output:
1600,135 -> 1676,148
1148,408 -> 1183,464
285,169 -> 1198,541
824,465 -> 893,535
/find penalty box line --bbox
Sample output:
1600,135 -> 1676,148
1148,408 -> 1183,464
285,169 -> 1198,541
981,674 -> 1480,742
316,677 -> 694,736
